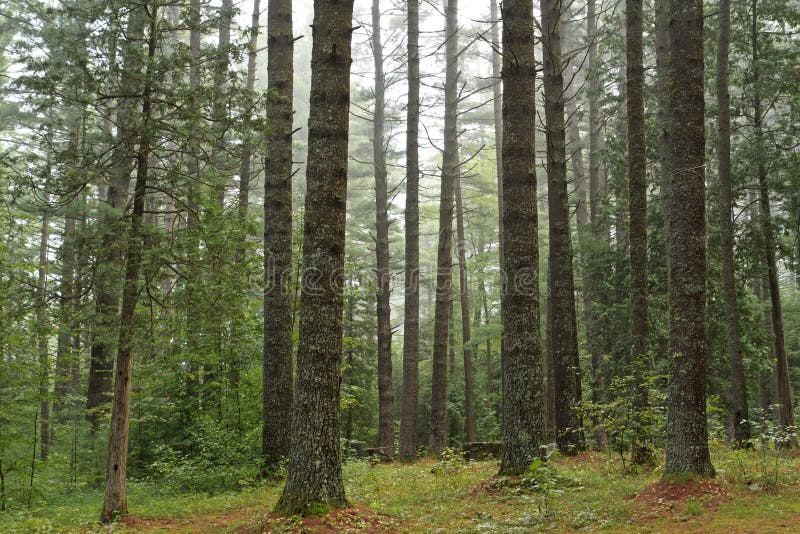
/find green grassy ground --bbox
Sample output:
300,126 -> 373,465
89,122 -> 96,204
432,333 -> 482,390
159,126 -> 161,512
3,445 -> 800,532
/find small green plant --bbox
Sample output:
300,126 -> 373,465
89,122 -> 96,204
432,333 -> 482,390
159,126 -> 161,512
430,447 -> 467,475
584,374 -> 666,472
729,406 -> 800,492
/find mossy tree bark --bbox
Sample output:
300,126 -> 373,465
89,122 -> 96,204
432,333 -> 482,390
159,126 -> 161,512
717,0 -> 751,446
541,0 -> 585,455
664,0 -> 714,478
399,0 -> 420,461
626,0 -> 653,465
429,0 -> 459,456
454,171 -> 474,443
262,0 -> 295,472
371,0 -> 394,452
275,0 -> 354,515
499,0 -> 546,476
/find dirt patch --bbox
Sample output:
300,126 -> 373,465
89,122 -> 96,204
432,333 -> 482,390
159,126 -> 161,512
115,505 -> 400,533
117,512 -> 252,532
635,478 -> 729,508
630,477 -> 732,526
240,505 -> 401,533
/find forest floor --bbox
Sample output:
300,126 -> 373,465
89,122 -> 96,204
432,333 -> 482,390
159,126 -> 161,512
3,445 -> 800,533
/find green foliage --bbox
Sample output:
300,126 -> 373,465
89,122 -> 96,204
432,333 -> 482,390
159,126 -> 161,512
586,374 -> 667,469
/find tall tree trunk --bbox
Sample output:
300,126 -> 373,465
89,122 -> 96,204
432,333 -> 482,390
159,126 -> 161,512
454,172 -> 474,443
626,0 -> 653,466
238,0 -> 261,232
275,0 -> 354,515
664,0 -> 714,477
490,0 -> 503,273
499,0 -> 546,476
656,0 -> 670,246
751,0 -> 795,444
542,0 -> 585,455
429,0 -> 459,456
262,0 -> 295,472
101,3 -> 156,520
586,0 -> 607,451
717,0 -> 750,446
86,6 -> 143,433
563,18 -> 592,446
399,0 -> 421,461
37,196 -> 51,460
372,0 -> 394,452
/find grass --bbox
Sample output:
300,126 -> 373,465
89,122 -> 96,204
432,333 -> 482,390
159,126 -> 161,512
2,444 -> 800,532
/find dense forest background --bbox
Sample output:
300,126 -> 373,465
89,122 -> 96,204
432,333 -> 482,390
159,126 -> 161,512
0,0 -> 798,521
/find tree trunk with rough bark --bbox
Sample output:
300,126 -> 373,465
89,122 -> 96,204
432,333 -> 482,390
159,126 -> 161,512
275,0 -> 354,515
238,0 -> 260,232
86,6 -> 143,433
499,0 -> 546,476
454,172 -> 474,443
542,0 -> 585,455
101,3 -> 156,520
429,0 -> 458,456
751,0 -> 795,445
262,0 -> 295,472
656,0 -> 670,246
717,0 -> 750,446
626,0 -> 653,466
586,0 -> 607,451
664,0 -> 715,477
490,0 -> 503,273
399,0 -> 420,461
372,0 -> 394,452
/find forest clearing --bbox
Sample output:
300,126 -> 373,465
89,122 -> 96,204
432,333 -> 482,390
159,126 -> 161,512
1,0 -> 799,531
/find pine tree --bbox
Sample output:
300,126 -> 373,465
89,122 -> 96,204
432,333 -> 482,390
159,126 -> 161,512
499,0 -> 546,475
275,0 -> 355,515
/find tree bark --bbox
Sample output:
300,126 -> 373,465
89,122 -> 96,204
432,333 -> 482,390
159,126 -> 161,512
238,0 -> 261,232
717,0 -> 750,446
275,0 -> 354,515
626,0 -> 653,465
101,3 -> 156,520
586,0 -> 607,451
751,0 -> 795,444
454,171 -> 474,443
499,0 -> 546,475
664,0 -> 714,477
429,0 -> 459,456
262,0 -> 295,472
542,0 -> 585,455
656,0 -> 670,248
399,0 -> 421,461
490,0 -> 503,273
371,0 -> 394,452
86,6 -> 143,433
